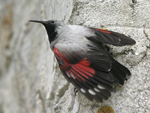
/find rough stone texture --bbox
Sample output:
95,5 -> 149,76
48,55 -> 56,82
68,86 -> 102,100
0,0 -> 150,113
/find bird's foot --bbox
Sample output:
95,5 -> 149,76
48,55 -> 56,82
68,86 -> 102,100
74,87 -> 78,96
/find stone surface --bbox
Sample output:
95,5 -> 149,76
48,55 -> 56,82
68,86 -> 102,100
0,0 -> 150,113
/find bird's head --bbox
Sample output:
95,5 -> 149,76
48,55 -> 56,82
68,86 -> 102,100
29,20 -> 64,43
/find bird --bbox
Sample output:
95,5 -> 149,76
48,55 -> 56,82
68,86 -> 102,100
29,20 -> 136,102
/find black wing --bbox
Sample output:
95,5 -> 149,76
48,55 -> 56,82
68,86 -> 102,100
87,28 -> 136,46
53,45 -> 130,102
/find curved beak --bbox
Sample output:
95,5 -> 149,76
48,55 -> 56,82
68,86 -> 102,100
29,20 -> 46,24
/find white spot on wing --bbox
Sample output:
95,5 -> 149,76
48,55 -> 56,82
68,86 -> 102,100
98,85 -> 105,89
81,88 -> 86,93
70,73 -> 75,79
88,89 -> 96,95
119,38 -> 121,42
108,68 -> 111,71
66,72 -> 71,78
94,88 -> 100,92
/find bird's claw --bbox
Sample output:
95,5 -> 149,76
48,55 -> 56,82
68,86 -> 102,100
74,88 -> 78,96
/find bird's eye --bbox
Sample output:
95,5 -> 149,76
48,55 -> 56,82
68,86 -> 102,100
51,21 -> 54,24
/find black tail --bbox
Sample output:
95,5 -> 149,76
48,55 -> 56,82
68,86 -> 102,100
110,59 -> 131,85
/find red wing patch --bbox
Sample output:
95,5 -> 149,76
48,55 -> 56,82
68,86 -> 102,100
53,47 -> 114,102
96,29 -> 111,34
53,47 -> 95,82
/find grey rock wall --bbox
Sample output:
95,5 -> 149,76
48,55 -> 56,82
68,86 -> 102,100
0,0 -> 150,113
